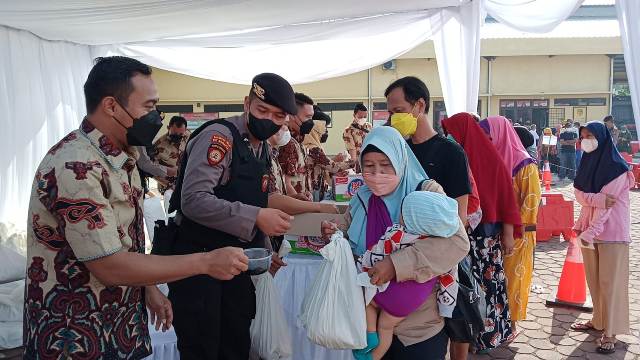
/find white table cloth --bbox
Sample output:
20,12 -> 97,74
273,254 -> 353,360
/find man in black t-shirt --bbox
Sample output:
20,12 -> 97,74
385,76 -> 472,360
385,78 -> 471,224
558,121 -> 577,182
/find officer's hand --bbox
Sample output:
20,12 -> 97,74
203,247 -> 249,280
257,209 -> 293,236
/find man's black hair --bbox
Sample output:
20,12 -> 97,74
84,56 -> 152,114
353,103 -> 368,115
384,76 -> 430,114
294,92 -> 314,107
603,115 -> 615,123
168,116 -> 187,128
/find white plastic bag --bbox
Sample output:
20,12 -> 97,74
250,273 -> 292,360
298,231 -> 367,349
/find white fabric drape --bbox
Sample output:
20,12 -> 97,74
616,0 -> 640,133
0,26 -> 93,231
0,0 -> 465,45
483,0 -> 584,33
434,0 -> 483,115
92,10 -> 451,84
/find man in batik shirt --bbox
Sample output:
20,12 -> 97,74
23,56 -> 248,360
278,92 -> 315,200
151,115 -> 189,193
343,103 -> 372,172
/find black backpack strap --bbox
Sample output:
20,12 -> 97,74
168,119 -> 239,213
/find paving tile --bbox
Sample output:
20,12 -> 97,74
525,330 -> 549,340
534,349 -> 565,360
518,321 -> 542,330
506,343 -> 536,354
557,344 -> 584,357
513,355 -> 538,360
528,339 -> 555,350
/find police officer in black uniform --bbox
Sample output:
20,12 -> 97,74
168,73 -> 296,359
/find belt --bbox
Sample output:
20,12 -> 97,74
524,225 -> 537,232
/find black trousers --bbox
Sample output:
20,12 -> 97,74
382,329 -> 448,360
169,274 -> 256,360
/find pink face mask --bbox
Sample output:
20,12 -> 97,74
363,173 -> 400,197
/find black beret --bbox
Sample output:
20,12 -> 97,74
251,73 -> 297,115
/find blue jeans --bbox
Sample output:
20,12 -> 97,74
559,151 -> 576,180
576,150 -> 583,168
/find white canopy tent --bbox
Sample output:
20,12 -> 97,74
1,0 -> 638,232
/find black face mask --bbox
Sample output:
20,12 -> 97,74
247,112 -> 281,141
168,134 -> 183,143
113,102 -> 163,146
320,132 -> 329,143
300,119 -> 314,136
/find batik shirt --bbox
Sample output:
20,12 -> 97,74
278,136 -> 310,194
305,146 -> 352,192
343,121 -> 372,159
23,118 -> 151,360
151,131 -> 190,193
268,146 -> 286,195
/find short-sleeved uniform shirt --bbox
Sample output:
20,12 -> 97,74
151,131 -> 190,192
24,119 -> 151,360
408,135 -> 471,199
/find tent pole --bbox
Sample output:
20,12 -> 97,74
367,68 -> 373,121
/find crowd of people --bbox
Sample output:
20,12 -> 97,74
21,56 -> 634,360
525,114 -> 635,187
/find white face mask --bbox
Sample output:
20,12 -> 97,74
581,138 -> 598,153
274,128 -> 291,147
356,117 -> 367,125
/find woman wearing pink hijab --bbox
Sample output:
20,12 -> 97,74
480,116 -> 541,338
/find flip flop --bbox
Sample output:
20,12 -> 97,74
597,338 -> 616,354
570,321 -> 595,331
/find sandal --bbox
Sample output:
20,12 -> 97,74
504,330 -> 522,345
597,336 -> 616,354
570,321 -> 595,331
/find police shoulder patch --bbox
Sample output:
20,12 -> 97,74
210,134 -> 232,152
207,145 -> 226,166
207,134 -> 232,166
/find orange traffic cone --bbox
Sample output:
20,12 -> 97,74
542,160 -> 552,192
545,237 -> 593,312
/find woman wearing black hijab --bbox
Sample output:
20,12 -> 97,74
570,121 -> 634,354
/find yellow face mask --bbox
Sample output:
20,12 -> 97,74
390,106 -> 419,138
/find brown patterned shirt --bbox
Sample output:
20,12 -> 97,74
305,146 -> 353,193
151,131 -> 190,193
24,118 -> 151,360
277,137 -> 310,194
343,121 -> 372,166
